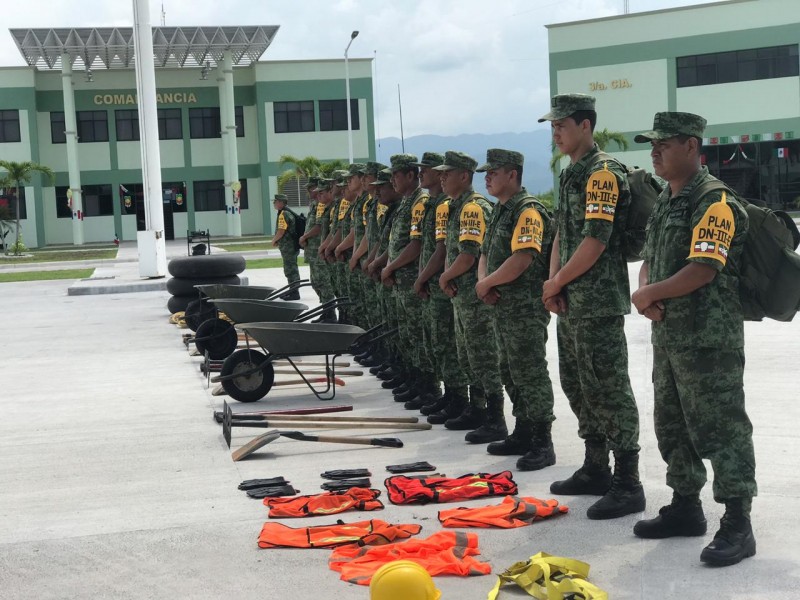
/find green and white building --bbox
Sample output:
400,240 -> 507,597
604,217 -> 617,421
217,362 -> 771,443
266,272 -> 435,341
0,26 -> 375,247
547,0 -> 799,207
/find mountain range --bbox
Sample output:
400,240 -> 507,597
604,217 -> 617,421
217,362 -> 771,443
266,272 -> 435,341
375,130 -> 556,196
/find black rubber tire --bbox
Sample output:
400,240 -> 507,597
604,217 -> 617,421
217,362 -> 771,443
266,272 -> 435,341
166,274 -> 241,297
221,349 -> 275,403
167,295 -> 194,314
168,254 -> 246,278
184,298 -> 218,332
194,318 -> 238,360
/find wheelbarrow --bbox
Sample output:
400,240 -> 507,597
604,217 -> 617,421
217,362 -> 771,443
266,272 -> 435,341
183,279 -> 311,332
211,322 -> 395,403
193,297 -> 350,360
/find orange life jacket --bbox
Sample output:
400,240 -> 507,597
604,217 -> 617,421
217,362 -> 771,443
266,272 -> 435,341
263,488 -> 383,518
385,471 -> 518,505
257,518 -> 421,549
438,495 -> 569,528
329,530 -> 492,586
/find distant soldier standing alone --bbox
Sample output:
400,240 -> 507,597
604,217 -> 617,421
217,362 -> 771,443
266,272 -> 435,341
272,193 -> 301,300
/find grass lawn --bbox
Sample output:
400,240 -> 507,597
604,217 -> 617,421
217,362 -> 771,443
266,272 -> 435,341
245,258 -> 284,269
0,249 -> 117,263
218,242 -> 275,252
0,269 -> 95,283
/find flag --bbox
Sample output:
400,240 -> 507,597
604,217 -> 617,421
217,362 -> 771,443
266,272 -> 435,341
119,184 -> 129,194
776,148 -> 788,159
774,132 -> 784,141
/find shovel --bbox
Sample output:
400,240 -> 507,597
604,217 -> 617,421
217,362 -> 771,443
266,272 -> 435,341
231,429 -> 403,461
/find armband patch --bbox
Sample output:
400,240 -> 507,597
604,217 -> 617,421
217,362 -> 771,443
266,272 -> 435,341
585,163 -> 618,222
435,201 -> 450,242
459,202 -> 486,244
688,192 -> 735,265
511,207 -> 543,253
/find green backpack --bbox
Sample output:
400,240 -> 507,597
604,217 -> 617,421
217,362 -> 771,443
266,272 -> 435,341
689,180 -> 800,322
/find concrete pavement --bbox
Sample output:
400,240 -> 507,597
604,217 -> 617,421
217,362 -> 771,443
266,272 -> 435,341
1,249 -> 799,599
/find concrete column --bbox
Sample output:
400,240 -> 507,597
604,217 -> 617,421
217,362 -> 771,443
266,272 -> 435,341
222,50 -> 241,237
61,54 -> 84,245
216,62 -> 232,235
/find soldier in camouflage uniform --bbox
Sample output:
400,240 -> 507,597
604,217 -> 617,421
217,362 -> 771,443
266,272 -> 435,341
382,154 -> 439,405
337,164 -> 369,332
412,152 -> 469,419
306,178 -> 338,322
476,149 -> 556,471
321,172 -> 350,322
434,151 -> 506,444
539,94 -> 645,519
334,166 -> 363,327
271,194 -> 301,300
631,112 -> 755,567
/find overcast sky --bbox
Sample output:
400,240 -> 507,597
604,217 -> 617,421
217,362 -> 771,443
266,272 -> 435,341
2,0 -> 706,138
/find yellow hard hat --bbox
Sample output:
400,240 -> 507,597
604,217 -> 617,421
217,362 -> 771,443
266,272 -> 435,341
369,560 -> 442,600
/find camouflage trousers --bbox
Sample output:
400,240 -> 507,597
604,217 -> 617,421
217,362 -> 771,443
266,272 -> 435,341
425,285 -> 468,388
307,249 -> 334,303
279,246 -> 300,286
376,279 -> 401,360
345,259 -> 366,329
557,315 -> 639,453
493,296 -> 554,423
392,269 -> 431,372
361,269 -> 382,329
653,345 -> 756,501
453,294 -> 503,402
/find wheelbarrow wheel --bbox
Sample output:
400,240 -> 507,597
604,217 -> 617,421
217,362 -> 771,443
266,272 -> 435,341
185,299 -> 216,332
221,349 -> 275,403
194,318 -> 238,360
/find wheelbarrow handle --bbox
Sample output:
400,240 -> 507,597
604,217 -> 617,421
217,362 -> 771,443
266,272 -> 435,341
265,279 -> 311,300
295,298 -> 353,323
279,431 -> 404,448
349,327 -> 398,353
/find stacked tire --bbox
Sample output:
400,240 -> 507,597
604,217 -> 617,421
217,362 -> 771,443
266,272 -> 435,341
166,254 -> 247,315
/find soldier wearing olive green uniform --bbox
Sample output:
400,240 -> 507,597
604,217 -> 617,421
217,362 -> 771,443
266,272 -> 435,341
300,178 -> 330,305
631,112 -> 755,567
476,149 -> 556,471
343,164 -> 370,329
539,94 -> 644,520
360,162 -> 388,332
435,151 -> 506,444
272,194 -> 301,299
311,179 -> 338,321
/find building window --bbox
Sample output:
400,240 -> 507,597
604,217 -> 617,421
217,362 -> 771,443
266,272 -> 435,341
115,109 -> 140,141
235,105 -> 245,137
0,186 -> 26,219
77,110 -> 109,143
82,184 -> 114,216
319,99 -> 359,132
158,108 -> 183,140
0,110 -> 21,143
274,101 -> 314,133
51,112 -> 66,144
55,186 -> 72,218
189,107 -> 221,139
677,44 -> 799,87
280,175 -> 310,208
193,179 -> 225,211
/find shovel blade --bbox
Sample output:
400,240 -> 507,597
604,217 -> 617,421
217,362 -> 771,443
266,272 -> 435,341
231,429 -> 281,462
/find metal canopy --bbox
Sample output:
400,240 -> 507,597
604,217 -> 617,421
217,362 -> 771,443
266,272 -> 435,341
9,26 -> 280,70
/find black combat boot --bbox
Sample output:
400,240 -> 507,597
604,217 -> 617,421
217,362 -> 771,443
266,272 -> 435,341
381,374 -> 405,389
700,499 -> 756,567
487,419 -> 535,456
465,392 -> 508,443
377,366 -> 398,381
404,373 -> 441,410
420,391 -> 448,416
550,437 -> 612,496
586,450 -> 646,520
427,387 -> 469,425
445,405 -> 487,431
280,289 -> 301,301
634,492 -> 707,539
516,422 -> 556,471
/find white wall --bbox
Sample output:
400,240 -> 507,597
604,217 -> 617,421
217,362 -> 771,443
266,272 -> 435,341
677,77 -> 800,124
117,140 -> 185,169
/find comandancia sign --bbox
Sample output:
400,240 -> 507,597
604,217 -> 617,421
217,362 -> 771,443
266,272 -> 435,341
93,91 -> 198,105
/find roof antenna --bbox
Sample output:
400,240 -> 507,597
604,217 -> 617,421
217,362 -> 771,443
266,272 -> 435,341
161,2 -> 166,25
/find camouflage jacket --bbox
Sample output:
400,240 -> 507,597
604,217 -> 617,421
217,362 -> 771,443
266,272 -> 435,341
378,201 -> 400,255
642,167 -> 748,349
275,209 -> 297,253
304,201 -> 320,252
352,192 -> 371,248
556,144 -> 631,318
389,187 -> 429,276
419,192 -> 449,286
445,188 -> 492,293
319,201 -> 334,242
482,187 -> 551,302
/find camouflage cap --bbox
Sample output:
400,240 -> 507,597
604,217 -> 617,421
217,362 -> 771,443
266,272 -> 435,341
331,170 -> 350,186
389,153 -> 419,172
432,150 -> 478,173
273,193 -> 288,202
314,178 -> 333,192
305,176 -> 319,189
538,93 -> 596,122
368,170 -> 392,186
365,161 -> 388,176
413,152 -> 445,168
634,111 -> 707,143
348,163 -> 367,176
476,148 -> 524,173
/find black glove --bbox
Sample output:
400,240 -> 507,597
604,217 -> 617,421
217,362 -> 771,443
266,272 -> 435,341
320,478 -> 372,492
385,461 -> 436,474
246,484 -> 298,499
239,477 -> 289,490
320,469 -> 372,480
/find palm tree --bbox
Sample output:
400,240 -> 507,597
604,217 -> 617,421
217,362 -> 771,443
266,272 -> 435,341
549,128 -> 630,173
0,160 -> 55,255
276,155 -> 348,205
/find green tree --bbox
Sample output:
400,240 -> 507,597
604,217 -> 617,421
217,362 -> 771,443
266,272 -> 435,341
534,189 -> 555,212
0,160 -> 55,255
549,128 -> 630,173
276,155 -> 348,204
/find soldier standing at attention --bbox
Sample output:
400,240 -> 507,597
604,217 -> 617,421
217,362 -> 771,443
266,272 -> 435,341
475,149 -> 556,471
539,94 -> 645,519
631,112 -> 755,567
271,193 -> 301,300
435,151 -> 506,445
300,178 -> 325,304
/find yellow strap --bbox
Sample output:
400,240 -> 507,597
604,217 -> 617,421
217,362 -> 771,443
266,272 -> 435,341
487,552 -> 607,600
